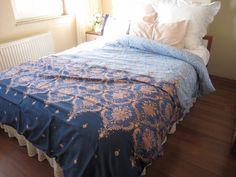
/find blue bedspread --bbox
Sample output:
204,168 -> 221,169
0,36 -> 214,177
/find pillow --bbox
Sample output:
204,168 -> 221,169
184,46 -> 210,66
102,16 -> 130,40
130,12 -> 189,48
142,3 -> 156,15
152,1 -> 221,49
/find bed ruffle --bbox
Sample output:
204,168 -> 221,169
0,114 -> 184,177
0,123 -> 178,177
0,123 -> 63,177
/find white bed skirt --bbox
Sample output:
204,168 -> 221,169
0,122 -> 178,177
0,124 -> 64,177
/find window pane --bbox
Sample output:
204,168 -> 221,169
12,0 -> 63,20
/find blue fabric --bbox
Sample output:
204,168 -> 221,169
0,36 -> 214,177
62,35 -> 214,110
108,36 -> 215,96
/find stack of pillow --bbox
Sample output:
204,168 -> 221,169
150,0 -> 221,50
102,0 -> 221,64
130,11 -> 190,48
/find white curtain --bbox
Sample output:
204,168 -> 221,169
75,0 -> 102,44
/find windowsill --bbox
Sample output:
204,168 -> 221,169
15,14 -> 71,26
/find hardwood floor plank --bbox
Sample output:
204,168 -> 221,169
0,130 -> 54,177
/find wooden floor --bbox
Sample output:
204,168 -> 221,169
0,75 -> 236,177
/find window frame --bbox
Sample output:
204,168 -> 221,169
11,0 -> 66,24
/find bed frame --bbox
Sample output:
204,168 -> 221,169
203,35 -> 213,52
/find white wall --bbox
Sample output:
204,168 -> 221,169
208,0 -> 236,80
0,0 -> 77,52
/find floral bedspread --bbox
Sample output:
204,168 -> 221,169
0,36 -> 214,177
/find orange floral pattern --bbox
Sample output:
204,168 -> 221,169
0,56 -> 183,163
111,107 -> 132,121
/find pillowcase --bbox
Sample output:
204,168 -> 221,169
184,45 -> 210,65
142,3 -> 156,15
102,16 -> 130,40
152,1 -> 221,49
130,12 -> 189,48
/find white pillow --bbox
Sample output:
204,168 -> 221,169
130,12 -> 190,48
102,16 -> 130,40
184,45 -> 210,65
152,1 -> 221,49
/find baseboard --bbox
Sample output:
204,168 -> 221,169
210,75 -> 236,85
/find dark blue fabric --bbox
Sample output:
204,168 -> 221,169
0,53 -> 184,177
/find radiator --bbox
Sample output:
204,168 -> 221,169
0,33 -> 55,71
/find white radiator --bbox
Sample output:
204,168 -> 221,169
0,33 -> 55,71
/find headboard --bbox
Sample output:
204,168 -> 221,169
203,35 -> 213,52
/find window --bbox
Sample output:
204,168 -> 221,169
11,0 -> 64,23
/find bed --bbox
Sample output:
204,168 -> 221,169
0,1 -> 220,177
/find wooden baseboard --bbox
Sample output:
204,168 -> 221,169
210,75 -> 236,82
210,75 -> 236,88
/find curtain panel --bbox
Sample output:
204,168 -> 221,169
76,0 -> 102,43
